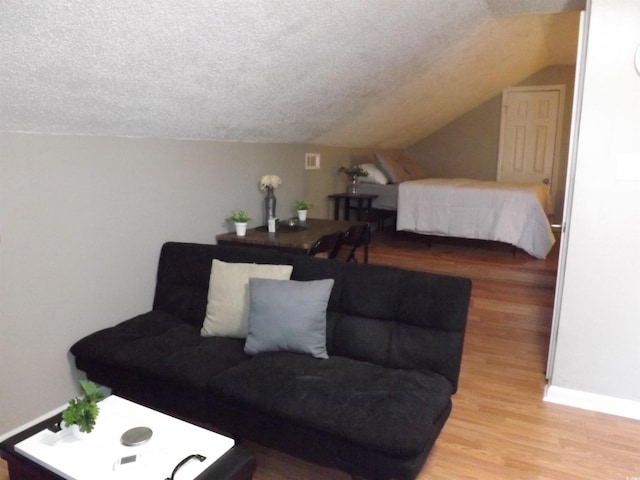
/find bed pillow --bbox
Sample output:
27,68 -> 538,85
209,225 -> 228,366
396,153 -> 428,180
244,278 -> 334,359
357,163 -> 389,184
201,260 -> 293,338
374,152 -> 412,184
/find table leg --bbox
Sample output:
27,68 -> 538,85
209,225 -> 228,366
364,224 -> 370,263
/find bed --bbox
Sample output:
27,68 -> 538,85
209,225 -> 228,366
353,155 -> 556,259
358,182 -> 399,211
397,178 -> 555,259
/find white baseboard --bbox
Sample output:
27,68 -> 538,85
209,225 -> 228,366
0,403 -> 67,444
0,385 -> 112,444
544,385 -> 640,420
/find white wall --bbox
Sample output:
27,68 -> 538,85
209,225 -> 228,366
548,0 -> 640,409
0,132 -> 312,436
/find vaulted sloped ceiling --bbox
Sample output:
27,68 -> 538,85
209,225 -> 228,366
1,1 -> 583,148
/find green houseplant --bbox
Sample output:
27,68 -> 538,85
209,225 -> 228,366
294,200 -> 313,210
227,209 -> 252,236
62,380 -> 105,436
294,200 -> 312,221
339,165 -> 369,194
227,209 -> 251,223
338,165 -> 369,180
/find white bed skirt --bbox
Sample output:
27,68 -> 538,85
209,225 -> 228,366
397,178 -> 555,259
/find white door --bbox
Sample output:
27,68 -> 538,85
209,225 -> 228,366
497,86 -> 565,215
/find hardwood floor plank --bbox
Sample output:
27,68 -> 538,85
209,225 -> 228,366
2,231 -> 639,480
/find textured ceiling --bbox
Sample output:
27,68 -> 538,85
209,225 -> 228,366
1,1 -> 583,148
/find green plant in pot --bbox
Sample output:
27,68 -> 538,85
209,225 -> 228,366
227,209 -> 252,236
62,379 -> 105,436
338,165 -> 369,180
227,209 -> 251,223
294,200 -> 312,221
339,165 -> 369,195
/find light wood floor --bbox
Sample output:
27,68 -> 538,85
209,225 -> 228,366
2,232 -> 640,480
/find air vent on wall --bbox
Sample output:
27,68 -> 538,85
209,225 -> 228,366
305,153 -> 321,170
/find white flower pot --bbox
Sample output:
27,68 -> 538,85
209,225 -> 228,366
235,222 -> 247,236
297,210 -> 308,221
66,423 -> 90,440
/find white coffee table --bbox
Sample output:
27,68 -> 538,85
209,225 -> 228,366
12,396 -> 239,480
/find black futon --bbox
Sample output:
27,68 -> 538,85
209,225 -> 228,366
70,242 -> 471,480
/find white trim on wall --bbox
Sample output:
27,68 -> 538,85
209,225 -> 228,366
544,385 -> 640,421
0,404 -> 67,444
546,10 -> 590,381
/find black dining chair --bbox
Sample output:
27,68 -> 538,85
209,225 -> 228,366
334,223 -> 370,263
308,231 -> 344,259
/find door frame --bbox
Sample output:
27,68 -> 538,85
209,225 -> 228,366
545,10 -> 589,381
497,84 -> 566,218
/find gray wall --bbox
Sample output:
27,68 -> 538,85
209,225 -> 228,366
549,0 -> 640,410
407,95 -> 502,180
0,132 -> 356,436
302,146 -> 404,219
407,65 -> 576,220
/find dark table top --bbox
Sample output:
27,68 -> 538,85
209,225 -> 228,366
216,218 -> 367,253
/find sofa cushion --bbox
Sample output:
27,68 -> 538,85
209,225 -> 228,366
210,352 -> 454,458
152,243 -> 470,390
70,311 -> 249,390
201,260 -> 293,338
244,278 -> 333,359
153,243 -> 292,328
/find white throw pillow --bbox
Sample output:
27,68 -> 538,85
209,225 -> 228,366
201,260 -> 293,338
358,163 -> 389,185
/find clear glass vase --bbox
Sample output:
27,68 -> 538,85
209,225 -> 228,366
348,177 -> 359,195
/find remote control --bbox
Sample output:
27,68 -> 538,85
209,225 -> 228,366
113,449 -> 166,470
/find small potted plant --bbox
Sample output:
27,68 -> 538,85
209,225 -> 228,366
339,165 -> 369,195
294,200 -> 312,222
62,379 -> 105,439
227,209 -> 252,236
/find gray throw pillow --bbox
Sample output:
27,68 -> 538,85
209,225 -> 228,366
244,278 -> 334,359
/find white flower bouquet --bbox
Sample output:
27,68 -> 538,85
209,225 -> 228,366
259,174 -> 282,191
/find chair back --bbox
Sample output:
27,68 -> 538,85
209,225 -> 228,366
308,231 -> 343,259
336,223 -> 370,263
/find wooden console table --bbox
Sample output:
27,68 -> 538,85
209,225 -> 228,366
216,218 -> 370,262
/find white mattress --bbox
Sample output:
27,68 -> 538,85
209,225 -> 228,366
397,178 -> 555,259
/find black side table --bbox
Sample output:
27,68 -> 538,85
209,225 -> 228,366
328,193 -> 378,222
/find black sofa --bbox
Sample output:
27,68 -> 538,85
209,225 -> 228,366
70,242 -> 471,480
